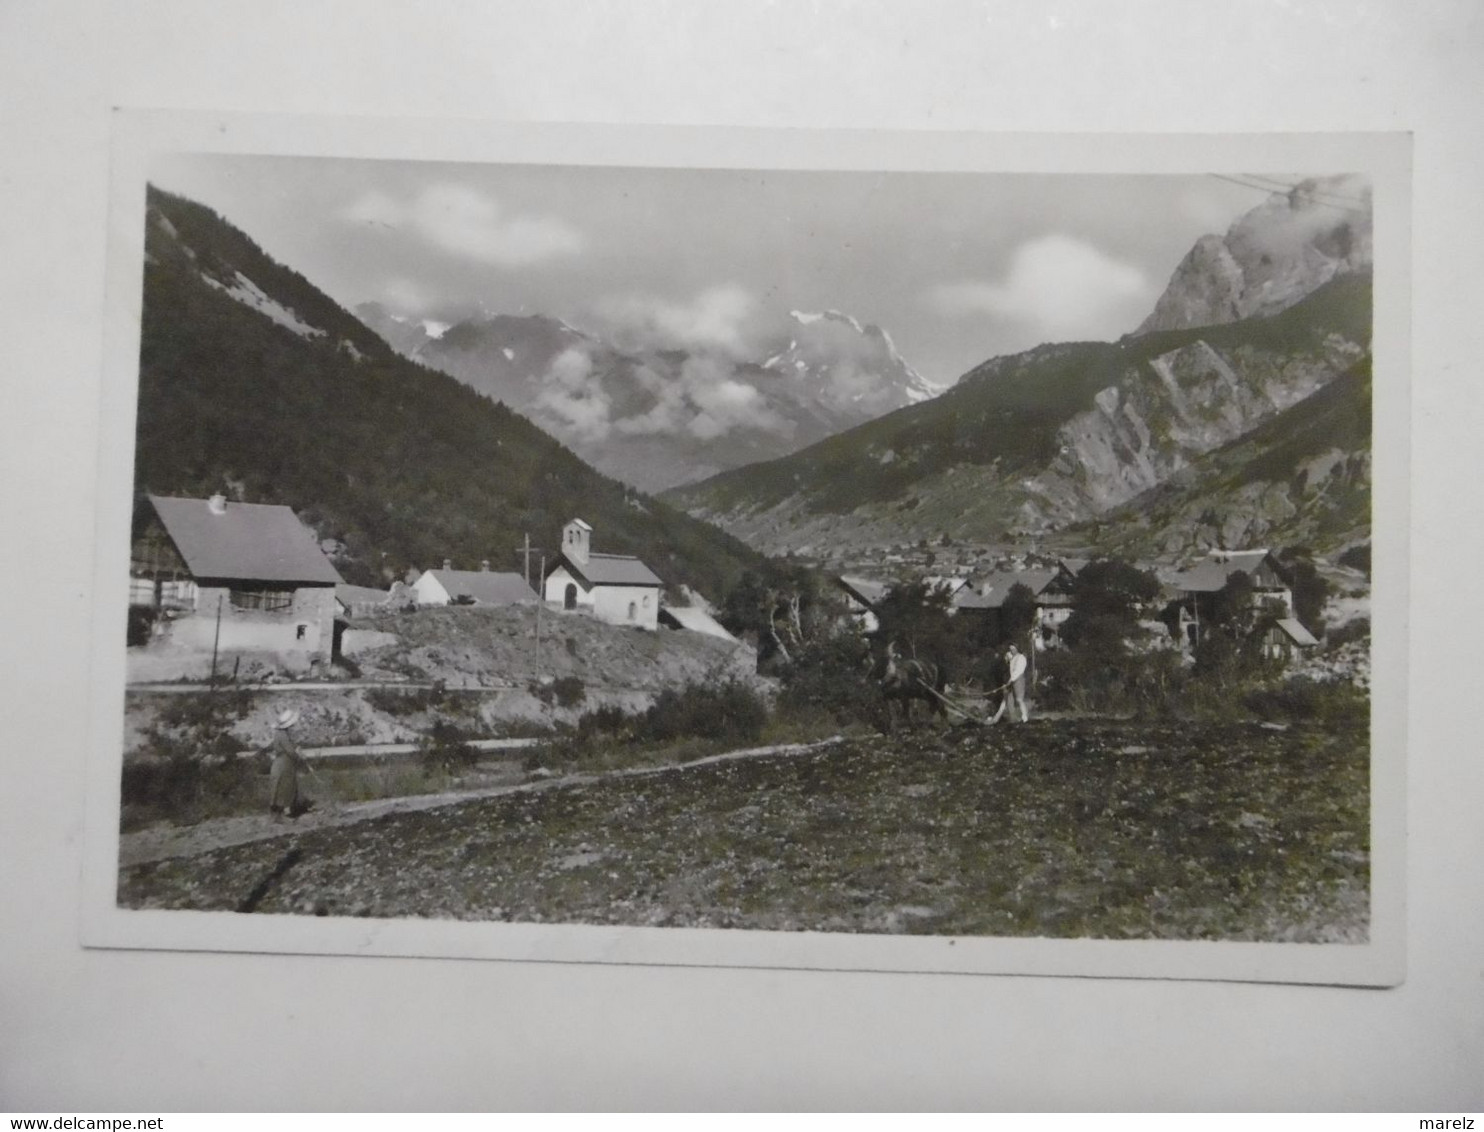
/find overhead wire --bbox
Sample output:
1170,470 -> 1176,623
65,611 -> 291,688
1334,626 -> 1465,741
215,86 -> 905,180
1208,173 -> 1370,216
1235,172 -> 1372,207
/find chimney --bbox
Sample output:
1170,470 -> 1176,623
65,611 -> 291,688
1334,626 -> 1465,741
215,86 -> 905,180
443,558 -> 452,571
480,559 -> 490,572
208,493 -> 227,515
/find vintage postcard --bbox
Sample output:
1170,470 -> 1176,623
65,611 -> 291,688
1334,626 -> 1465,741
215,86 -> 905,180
82,113 -> 1409,984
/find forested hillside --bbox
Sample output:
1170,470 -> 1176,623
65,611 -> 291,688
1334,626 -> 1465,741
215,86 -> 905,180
133,188 -> 769,596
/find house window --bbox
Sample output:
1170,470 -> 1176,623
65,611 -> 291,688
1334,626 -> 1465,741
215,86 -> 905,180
628,602 -> 637,620
296,624 -> 308,640
642,594 -> 651,608
564,583 -> 578,611
229,586 -> 294,612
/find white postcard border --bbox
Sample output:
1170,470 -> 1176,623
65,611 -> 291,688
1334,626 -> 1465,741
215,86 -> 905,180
82,111 -> 1411,987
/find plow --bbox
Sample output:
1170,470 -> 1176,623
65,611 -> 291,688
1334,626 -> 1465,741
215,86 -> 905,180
911,676 -> 1013,724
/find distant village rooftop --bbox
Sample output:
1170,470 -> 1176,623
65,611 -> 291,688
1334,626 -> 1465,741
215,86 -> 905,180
1171,549 -> 1281,593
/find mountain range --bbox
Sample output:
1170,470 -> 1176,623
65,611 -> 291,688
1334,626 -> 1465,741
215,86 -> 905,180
133,187 -> 769,597
355,302 -> 940,492
136,172 -> 1374,602
666,178 -> 1374,563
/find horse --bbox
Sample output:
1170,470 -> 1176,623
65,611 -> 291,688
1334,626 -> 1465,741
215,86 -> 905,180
874,639 -> 949,730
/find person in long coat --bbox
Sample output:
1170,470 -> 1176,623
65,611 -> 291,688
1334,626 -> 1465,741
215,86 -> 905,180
268,708 -> 308,820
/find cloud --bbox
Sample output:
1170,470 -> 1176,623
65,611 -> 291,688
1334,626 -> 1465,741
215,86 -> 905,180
592,284 -> 765,359
339,184 -> 584,268
927,234 -> 1153,344
532,347 -> 791,446
531,347 -> 613,443
1231,174 -> 1372,260
378,277 -> 434,313
678,356 -> 788,440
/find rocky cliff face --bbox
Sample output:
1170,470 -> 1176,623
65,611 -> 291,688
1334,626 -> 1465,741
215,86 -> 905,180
1087,361 -> 1373,560
1137,176 -> 1372,334
1018,331 -> 1366,527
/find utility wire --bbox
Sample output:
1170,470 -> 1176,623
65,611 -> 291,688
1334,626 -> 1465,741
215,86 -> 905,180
1237,172 -> 1372,207
1209,173 -> 1370,216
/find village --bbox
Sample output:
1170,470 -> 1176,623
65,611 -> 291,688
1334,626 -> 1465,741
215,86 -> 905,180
125,490 -> 1357,694
122,487 -> 1366,803
118,487 -> 1372,940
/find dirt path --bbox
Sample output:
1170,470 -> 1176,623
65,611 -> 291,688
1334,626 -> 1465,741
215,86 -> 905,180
118,736 -> 845,868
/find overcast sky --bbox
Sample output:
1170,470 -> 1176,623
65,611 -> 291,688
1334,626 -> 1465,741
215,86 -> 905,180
150,153 -> 1264,386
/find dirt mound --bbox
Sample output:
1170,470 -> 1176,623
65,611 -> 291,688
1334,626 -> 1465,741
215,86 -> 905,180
350,603 -> 757,691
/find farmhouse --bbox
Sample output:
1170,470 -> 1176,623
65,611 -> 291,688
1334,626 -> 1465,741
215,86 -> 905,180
129,493 -> 342,662
955,565 -> 1070,649
1169,548 -> 1296,648
543,519 -> 663,630
412,562 -> 538,607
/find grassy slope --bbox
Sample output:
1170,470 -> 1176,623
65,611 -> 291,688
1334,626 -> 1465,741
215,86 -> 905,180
666,273 -> 1372,521
136,188 -> 769,598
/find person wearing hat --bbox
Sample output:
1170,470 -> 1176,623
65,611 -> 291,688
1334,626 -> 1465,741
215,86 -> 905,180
267,708 -> 309,821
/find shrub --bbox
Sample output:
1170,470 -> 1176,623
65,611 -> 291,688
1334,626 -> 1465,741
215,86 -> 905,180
1338,543 -> 1372,578
777,634 -> 873,724
1243,677 -> 1368,730
120,745 -> 261,825
126,606 -> 157,647
576,702 -> 631,740
637,680 -> 768,747
157,688 -> 256,731
1325,617 -> 1370,649
551,675 -> 586,708
417,719 -> 480,771
366,682 -> 446,715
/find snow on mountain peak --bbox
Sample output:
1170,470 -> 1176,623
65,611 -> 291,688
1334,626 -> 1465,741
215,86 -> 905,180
789,308 -> 868,335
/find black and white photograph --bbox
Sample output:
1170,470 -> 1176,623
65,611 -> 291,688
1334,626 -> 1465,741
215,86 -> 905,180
82,118 -> 1407,984
13,0 -> 1484,1112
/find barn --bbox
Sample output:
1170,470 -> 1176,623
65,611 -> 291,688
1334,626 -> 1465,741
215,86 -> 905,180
543,519 -> 663,630
129,493 -> 342,662
1170,548 -> 1297,648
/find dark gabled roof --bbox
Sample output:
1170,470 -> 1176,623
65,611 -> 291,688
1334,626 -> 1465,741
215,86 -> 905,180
1171,549 -> 1283,593
148,495 -> 342,585
951,587 -> 997,610
971,568 -> 1061,609
836,575 -> 889,608
924,575 -> 971,597
426,570 -> 538,605
1274,618 -> 1320,647
558,552 -> 662,588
